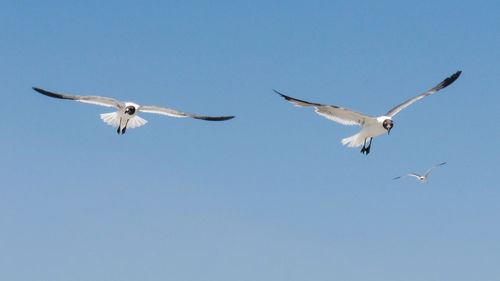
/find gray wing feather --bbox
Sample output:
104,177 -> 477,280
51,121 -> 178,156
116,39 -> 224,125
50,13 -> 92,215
385,71 -> 462,117
139,105 -> 234,121
274,89 -> 373,126
424,162 -> 446,177
393,173 -> 421,180
33,87 -> 124,109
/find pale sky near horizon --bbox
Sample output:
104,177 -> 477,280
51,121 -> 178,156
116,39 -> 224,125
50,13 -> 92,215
1,1 -> 499,280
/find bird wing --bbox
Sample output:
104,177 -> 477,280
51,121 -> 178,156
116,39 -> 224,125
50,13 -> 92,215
424,162 -> 446,177
139,105 -> 235,121
33,87 -> 124,109
385,71 -> 462,117
393,173 -> 421,180
274,90 -> 373,127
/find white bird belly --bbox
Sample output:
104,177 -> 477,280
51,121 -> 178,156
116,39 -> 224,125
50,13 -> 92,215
361,125 -> 387,138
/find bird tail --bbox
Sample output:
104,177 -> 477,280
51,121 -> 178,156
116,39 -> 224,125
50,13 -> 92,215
100,112 -> 148,130
341,133 -> 365,148
127,115 -> 148,129
100,112 -> 120,127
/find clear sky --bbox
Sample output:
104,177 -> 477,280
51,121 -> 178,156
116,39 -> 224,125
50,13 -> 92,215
1,0 -> 499,280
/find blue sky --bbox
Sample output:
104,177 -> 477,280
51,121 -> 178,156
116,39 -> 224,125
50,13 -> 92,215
1,0 -> 499,280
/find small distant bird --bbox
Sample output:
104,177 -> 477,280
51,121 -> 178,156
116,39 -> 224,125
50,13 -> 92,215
393,162 -> 447,183
275,71 -> 461,154
33,87 -> 235,134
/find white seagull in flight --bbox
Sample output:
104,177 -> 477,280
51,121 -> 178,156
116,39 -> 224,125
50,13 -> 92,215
275,71 -> 461,154
393,162 -> 447,183
33,87 -> 235,134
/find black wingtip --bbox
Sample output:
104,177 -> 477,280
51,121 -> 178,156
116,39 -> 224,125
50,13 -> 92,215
32,87 -> 66,99
273,89 -> 292,101
273,89 -> 285,96
440,70 -> 462,89
215,116 -> 235,121
194,115 -> 235,121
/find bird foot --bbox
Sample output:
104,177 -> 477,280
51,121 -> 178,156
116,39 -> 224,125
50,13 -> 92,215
360,146 -> 371,155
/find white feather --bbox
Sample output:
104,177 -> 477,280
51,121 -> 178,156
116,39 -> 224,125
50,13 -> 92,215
100,112 -> 120,127
127,115 -> 148,129
341,133 -> 367,147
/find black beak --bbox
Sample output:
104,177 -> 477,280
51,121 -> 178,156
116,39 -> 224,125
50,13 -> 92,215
387,127 -> 392,135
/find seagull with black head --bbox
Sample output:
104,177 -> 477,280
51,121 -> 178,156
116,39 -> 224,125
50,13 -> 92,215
33,87 -> 235,134
275,71 -> 461,154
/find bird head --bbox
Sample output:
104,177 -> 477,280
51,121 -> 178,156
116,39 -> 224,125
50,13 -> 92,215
124,106 -> 136,115
383,119 -> 393,134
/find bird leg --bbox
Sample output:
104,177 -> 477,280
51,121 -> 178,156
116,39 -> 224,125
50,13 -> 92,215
360,138 -> 373,155
360,138 -> 368,154
117,118 -> 123,134
365,138 -> 373,154
121,120 -> 129,134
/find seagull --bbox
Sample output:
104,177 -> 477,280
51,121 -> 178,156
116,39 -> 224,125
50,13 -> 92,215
32,87 -> 235,134
393,162 -> 447,183
275,71 -> 461,154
